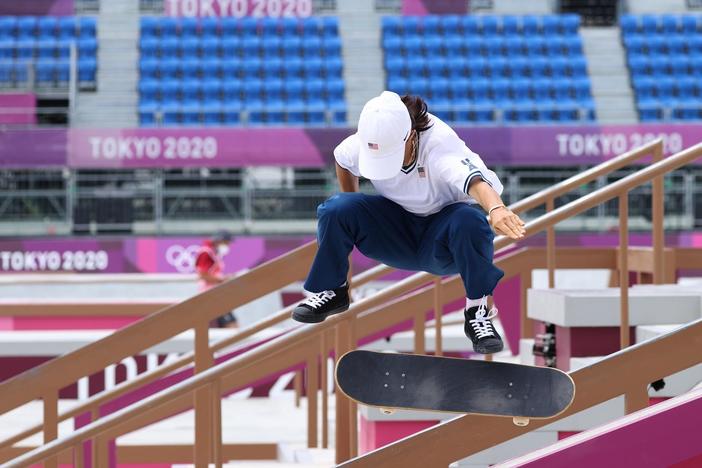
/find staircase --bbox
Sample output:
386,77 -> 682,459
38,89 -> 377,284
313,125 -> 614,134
337,0 -> 385,125
72,0 -> 139,127
580,27 -> 638,124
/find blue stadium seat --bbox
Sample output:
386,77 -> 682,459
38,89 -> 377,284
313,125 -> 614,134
323,37 -> 342,56
501,16 -> 519,35
480,16 -> 498,35
461,16 -> 479,35
469,56 -> 489,77
303,37 -> 322,57
282,36 -> 301,56
327,78 -> 345,102
139,79 -> 159,102
428,56 -> 448,77
382,16 -> 401,36
180,17 -> 197,37
463,37 -> 481,56
78,57 -> 96,81
220,17 -> 238,36
223,81 -> 242,101
407,77 -> 428,96
202,37 -> 220,57
261,17 -> 279,36
682,15 -> 699,34
406,56 -> 426,77
38,17 -> 57,38
0,40 -> 13,59
180,79 -> 201,104
403,16 -> 420,36
469,79 -> 489,103
620,15 -> 638,35
78,37 -> 97,58
385,56 -> 404,76
323,17 -> 339,37
488,57 -> 508,78
262,36 -> 282,57
16,39 -> 35,60
284,57 -> 304,78
565,36 -> 583,55
429,78 -> 449,100
440,15 -> 460,36
504,36 -> 524,56
562,14 -> 580,34
661,14 -> 679,34
525,37 -> 545,56
222,58 -> 241,78
243,80 -> 263,104
324,57 -> 343,77
179,37 -> 198,59
35,59 -> 57,85
521,16 -> 540,36
641,15 -> 659,34
507,57 -> 529,78
263,57 -> 283,78
242,58 -> 262,78
423,16 -> 439,35
304,57 -> 323,79
221,37 -> 241,58
387,76 -> 407,94
159,74 -> 180,97
264,78 -> 284,101
447,56 -> 467,79
78,17 -> 96,38
0,17 -> 17,39
484,37 -> 504,56
444,36 -> 463,57
201,18 -> 218,37
17,17 -> 37,39
542,15 -> 560,36
241,17 -> 258,36
242,37 -> 261,58
490,78 -> 510,103
383,35 -> 401,55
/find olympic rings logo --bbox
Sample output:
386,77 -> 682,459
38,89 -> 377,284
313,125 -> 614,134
165,244 -> 201,273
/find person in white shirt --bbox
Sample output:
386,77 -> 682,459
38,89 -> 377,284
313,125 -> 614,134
291,91 -> 525,354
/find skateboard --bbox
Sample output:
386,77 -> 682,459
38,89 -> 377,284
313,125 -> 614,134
335,350 -> 575,426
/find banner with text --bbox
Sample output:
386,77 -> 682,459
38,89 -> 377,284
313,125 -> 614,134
1,124 -> 699,169
164,0 -> 314,17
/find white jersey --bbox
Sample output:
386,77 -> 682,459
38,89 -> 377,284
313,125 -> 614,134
334,114 -> 503,216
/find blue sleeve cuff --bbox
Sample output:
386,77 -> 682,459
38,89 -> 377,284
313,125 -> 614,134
463,171 -> 492,194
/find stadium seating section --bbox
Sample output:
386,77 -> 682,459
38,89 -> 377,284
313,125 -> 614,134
138,16 -> 346,126
0,16 -> 97,88
383,14 -> 595,125
621,14 -> 702,122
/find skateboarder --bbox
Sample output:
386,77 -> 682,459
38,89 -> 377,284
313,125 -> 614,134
291,91 -> 526,354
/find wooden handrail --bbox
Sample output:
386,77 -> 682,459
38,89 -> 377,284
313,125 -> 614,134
341,318 -> 702,467
509,139 -> 661,214
9,139 -> 698,466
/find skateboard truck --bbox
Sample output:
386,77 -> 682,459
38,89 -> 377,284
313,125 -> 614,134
512,417 -> 530,427
380,408 -> 396,415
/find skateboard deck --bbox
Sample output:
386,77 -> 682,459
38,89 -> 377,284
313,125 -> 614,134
335,350 -> 575,423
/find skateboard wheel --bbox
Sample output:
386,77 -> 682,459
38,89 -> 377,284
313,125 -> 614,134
380,408 -> 395,415
513,417 -> 529,427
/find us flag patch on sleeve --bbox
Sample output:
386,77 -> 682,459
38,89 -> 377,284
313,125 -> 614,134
418,166 -> 426,178
368,143 -> 379,149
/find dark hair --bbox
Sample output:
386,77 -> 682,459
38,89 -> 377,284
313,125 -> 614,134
401,95 -> 433,133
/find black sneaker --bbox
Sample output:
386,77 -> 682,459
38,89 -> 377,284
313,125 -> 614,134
291,284 -> 350,323
464,300 -> 504,354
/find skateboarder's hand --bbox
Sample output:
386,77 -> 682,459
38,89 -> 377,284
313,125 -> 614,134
490,207 -> 526,239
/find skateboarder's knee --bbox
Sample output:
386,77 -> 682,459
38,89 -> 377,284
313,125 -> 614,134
448,205 -> 492,240
317,193 -> 364,220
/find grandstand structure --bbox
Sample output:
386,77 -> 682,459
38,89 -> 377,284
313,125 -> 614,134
0,1 -> 701,465
0,1 -> 701,236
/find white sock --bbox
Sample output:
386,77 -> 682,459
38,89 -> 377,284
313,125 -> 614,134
466,296 -> 487,309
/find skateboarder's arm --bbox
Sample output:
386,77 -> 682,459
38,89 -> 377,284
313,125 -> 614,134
468,179 -> 526,240
335,162 -> 359,193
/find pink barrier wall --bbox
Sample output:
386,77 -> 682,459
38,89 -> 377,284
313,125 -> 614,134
500,389 -> 702,467
0,93 -> 37,125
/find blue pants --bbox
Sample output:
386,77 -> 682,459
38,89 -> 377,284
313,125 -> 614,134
304,193 -> 504,299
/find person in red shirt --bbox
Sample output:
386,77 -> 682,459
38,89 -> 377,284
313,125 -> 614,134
195,230 -> 237,328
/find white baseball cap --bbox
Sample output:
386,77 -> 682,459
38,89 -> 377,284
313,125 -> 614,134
357,91 -> 412,180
